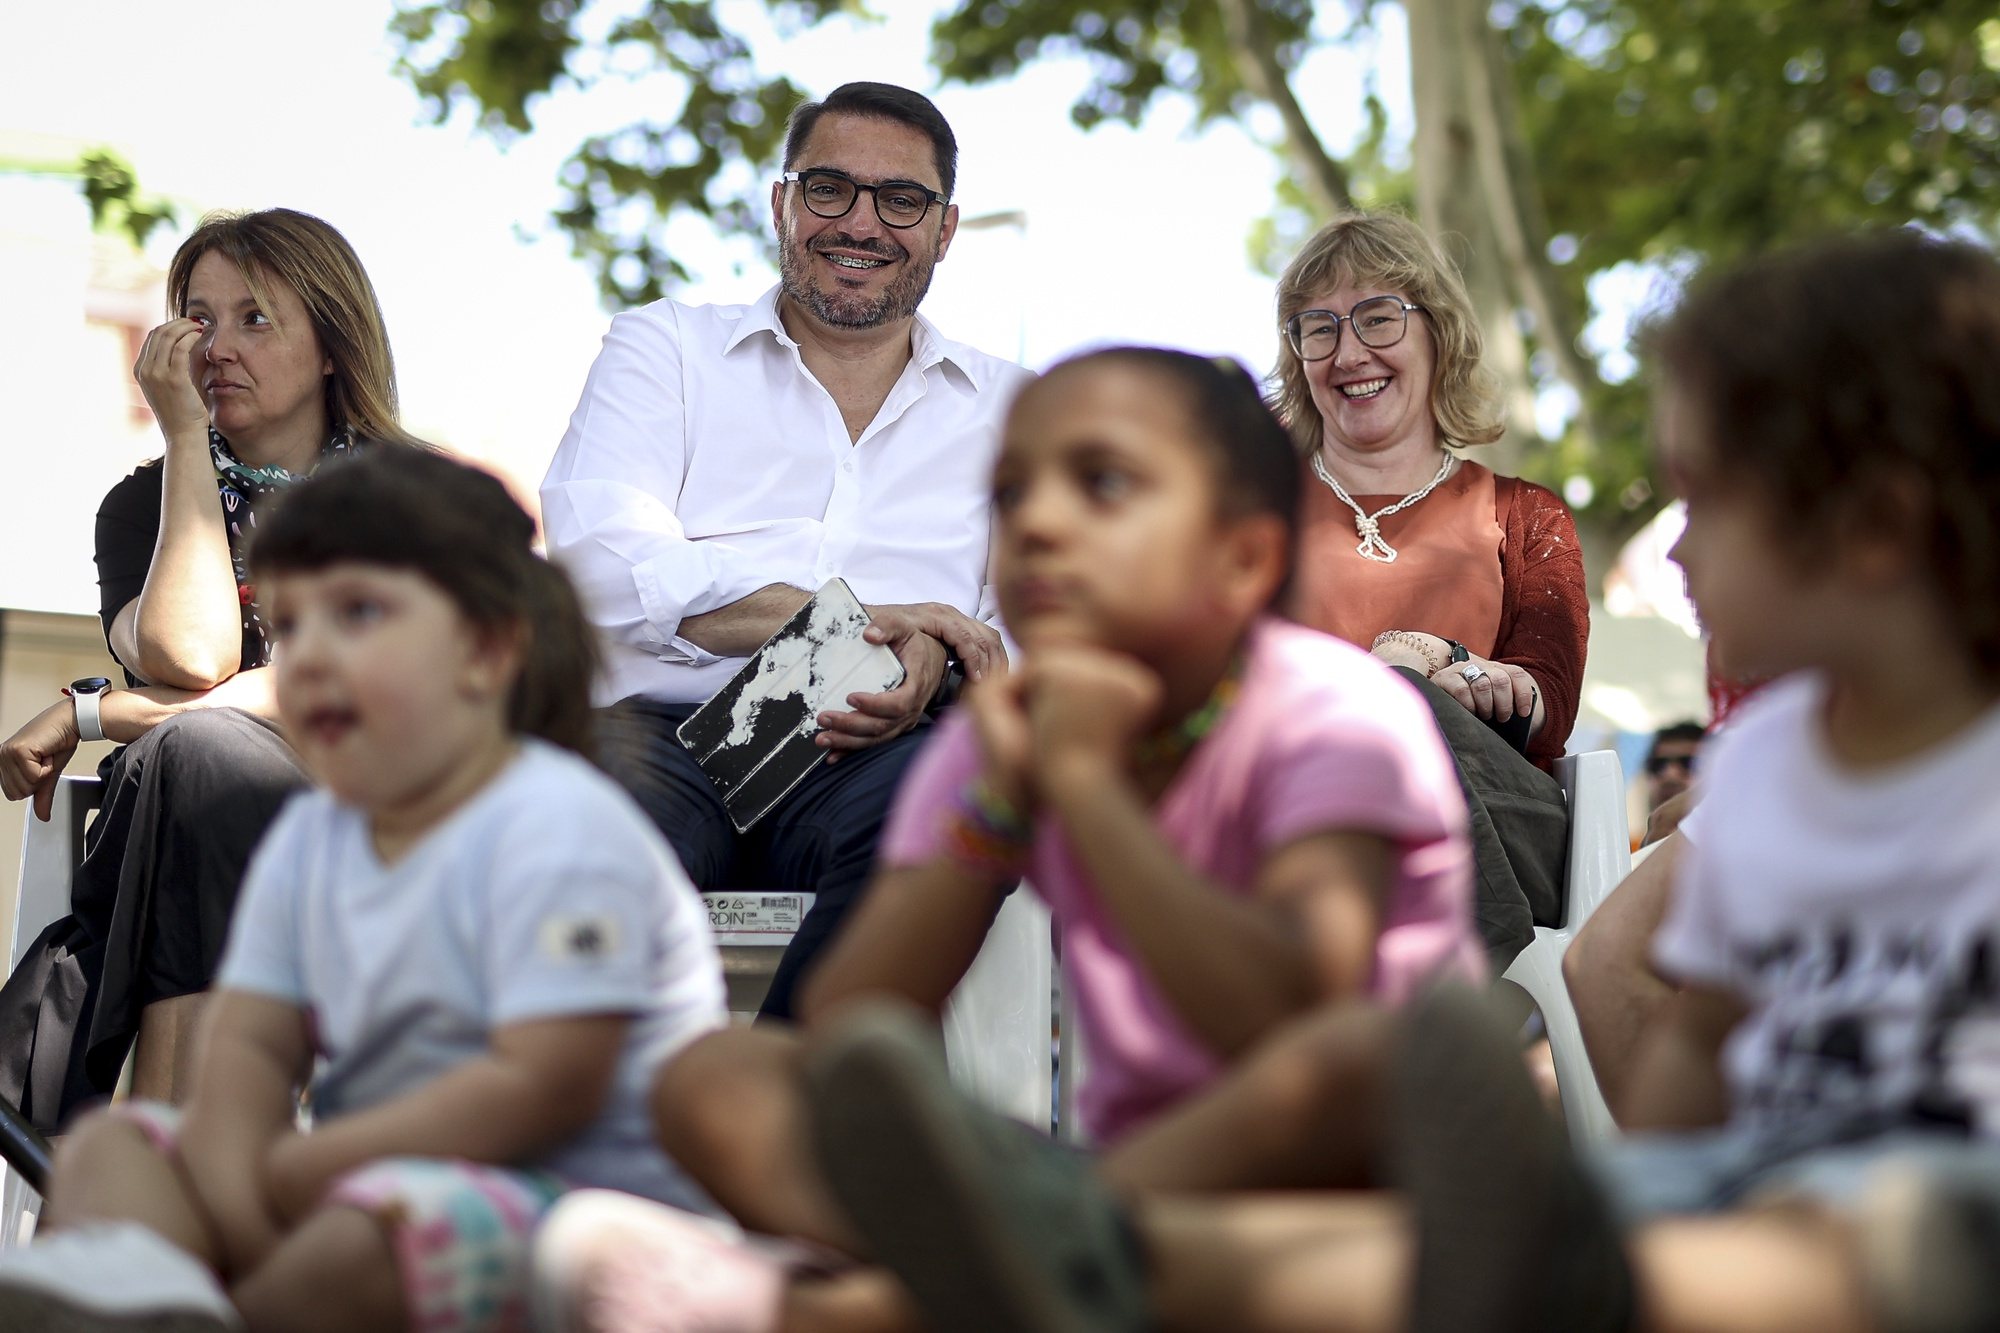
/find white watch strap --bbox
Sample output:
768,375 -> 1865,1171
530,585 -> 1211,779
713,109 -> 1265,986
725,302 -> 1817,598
73,689 -> 106,743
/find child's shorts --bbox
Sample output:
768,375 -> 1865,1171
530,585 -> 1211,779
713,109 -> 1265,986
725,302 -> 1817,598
1592,1119 -> 2000,1226
114,1101 -> 567,1333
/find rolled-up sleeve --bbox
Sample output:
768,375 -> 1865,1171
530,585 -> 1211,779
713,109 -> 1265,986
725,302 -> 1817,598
541,309 -> 805,665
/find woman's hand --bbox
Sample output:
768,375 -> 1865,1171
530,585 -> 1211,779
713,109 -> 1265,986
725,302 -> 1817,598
133,317 -> 212,446
1370,629 -> 1450,675
0,698 -> 81,821
1430,653 -> 1538,723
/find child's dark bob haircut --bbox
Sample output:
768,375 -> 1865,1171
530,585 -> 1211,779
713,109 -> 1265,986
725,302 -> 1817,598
1648,229 -> 2000,679
1042,346 -> 1302,574
248,447 -> 601,754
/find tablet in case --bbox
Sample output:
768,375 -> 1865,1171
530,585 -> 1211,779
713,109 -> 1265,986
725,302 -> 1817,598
674,579 -> 907,833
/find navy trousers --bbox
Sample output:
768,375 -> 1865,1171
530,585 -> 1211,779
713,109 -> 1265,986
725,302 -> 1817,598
596,696 -> 933,1021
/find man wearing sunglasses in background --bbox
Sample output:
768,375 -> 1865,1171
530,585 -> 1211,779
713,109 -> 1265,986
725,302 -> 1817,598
1643,721 -> 1703,816
542,82 -> 1033,1019
1636,719 -> 1705,849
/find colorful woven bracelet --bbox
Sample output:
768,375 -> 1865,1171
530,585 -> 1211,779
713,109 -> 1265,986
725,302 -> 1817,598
941,778 -> 1032,878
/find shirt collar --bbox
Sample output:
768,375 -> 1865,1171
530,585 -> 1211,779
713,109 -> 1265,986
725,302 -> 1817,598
725,284 -> 989,393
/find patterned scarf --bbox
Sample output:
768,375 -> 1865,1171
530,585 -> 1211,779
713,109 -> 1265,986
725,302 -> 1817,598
210,426 -> 354,661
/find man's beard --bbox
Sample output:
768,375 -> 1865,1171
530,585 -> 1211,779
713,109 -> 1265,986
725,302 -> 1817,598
778,219 -> 940,330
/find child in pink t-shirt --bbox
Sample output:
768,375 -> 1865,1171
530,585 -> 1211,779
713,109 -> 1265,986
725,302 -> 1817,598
884,617 -> 1476,1139
874,346 -> 1480,1143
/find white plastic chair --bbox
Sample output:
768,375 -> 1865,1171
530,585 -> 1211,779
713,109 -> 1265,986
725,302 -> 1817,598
1502,750 -> 1628,1144
705,888 -> 1057,1132
941,890 -> 1054,1130
5,774 -> 103,1247
1055,950 -> 1091,1145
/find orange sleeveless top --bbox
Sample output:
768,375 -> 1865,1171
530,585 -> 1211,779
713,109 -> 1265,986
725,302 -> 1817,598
1292,458 -> 1506,657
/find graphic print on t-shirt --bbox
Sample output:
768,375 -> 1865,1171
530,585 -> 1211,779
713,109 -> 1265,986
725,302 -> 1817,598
1729,916 -> 2000,1137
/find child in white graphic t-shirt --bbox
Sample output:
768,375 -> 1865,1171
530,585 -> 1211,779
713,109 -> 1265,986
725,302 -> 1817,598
0,448 -> 727,1333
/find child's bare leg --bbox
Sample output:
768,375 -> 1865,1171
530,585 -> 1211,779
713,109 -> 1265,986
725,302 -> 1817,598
39,1111 -> 221,1266
653,1025 -> 861,1251
1102,1005 -> 1395,1193
772,1194 -> 1416,1333
1630,1203 -> 1872,1333
1143,1193 -> 1412,1333
780,1268 -> 925,1333
231,1205 -> 402,1333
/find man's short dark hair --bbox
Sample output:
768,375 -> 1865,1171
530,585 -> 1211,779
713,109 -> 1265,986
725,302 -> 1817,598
783,82 -> 958,200
1648,721 -> 1706,757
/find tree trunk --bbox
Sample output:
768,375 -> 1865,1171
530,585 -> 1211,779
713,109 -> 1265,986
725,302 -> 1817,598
1215,0 -> 1355,217
1455,0 -> 1603,455
1404,0 -> 1534,474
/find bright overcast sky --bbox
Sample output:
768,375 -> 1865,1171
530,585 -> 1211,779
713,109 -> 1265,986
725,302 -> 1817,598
0,0 -> 1407,490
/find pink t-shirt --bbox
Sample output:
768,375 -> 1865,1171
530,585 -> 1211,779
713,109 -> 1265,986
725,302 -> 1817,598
881,617 -> 1481,1143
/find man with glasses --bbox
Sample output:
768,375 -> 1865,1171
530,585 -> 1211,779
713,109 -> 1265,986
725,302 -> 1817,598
542,82 -> 1033,1020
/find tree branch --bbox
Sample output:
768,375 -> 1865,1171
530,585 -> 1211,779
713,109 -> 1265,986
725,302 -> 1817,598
1215,0 -> 1353,216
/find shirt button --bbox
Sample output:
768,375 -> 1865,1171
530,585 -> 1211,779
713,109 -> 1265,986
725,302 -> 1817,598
842,460 -> 854,473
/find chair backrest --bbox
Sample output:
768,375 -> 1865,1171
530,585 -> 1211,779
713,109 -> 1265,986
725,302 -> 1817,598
940,889 -> 1054,1131
11,775 -> 101,974
701,886 -> 1057,1133
1554,750 -> 1632,933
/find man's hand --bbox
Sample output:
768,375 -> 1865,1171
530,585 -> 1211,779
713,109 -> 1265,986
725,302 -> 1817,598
0,699 -> 82,821
868,602 -> 1008,685
818,603 -> 1009,756
1430,654 -> 1538,724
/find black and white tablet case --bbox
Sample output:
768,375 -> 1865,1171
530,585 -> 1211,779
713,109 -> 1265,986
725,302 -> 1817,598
675,579 -> 907,833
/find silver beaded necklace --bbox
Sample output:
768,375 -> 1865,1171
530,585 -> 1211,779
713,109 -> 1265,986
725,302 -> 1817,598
1309,449 -> 1455,563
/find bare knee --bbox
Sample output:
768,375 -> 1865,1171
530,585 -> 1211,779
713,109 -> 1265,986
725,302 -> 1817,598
1239,1005 -> 1396,1126
653,1026 -> 805,1191
45,1113 -> 162,1222
234,1206 -> 402,1333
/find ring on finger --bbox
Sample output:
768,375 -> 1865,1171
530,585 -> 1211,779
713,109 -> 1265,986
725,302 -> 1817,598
1460,664 -> 1488,684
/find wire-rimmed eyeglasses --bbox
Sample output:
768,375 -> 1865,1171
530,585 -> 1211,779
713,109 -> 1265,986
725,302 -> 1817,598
779,169 -> 946,229
1284,297 -> 1427,362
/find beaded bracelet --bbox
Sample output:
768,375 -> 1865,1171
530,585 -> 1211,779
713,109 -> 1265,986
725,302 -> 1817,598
1371,630 -> 1447,675
942,778 -> 1032,878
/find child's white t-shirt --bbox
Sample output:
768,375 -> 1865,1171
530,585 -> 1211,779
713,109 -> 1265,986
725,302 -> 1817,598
217,739 -> 727,1211
1653,673 -> 2000,1140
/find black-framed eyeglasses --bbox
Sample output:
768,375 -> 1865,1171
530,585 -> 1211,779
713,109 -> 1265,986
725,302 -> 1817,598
1645,753 -> 1696,777
1284,297 -> 1426,362
779,169 -> 946,229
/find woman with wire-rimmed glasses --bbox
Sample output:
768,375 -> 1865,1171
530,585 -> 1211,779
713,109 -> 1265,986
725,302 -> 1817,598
1270,211 -> 1589,972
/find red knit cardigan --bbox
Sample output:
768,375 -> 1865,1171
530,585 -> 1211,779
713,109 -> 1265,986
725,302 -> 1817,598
1488,475 -> 1590,768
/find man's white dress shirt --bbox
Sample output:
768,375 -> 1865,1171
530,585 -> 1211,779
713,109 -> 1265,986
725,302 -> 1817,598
542,285 -> 1034,706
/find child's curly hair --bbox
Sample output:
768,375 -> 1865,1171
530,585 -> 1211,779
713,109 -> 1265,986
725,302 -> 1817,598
1648,230 -> 2000,681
